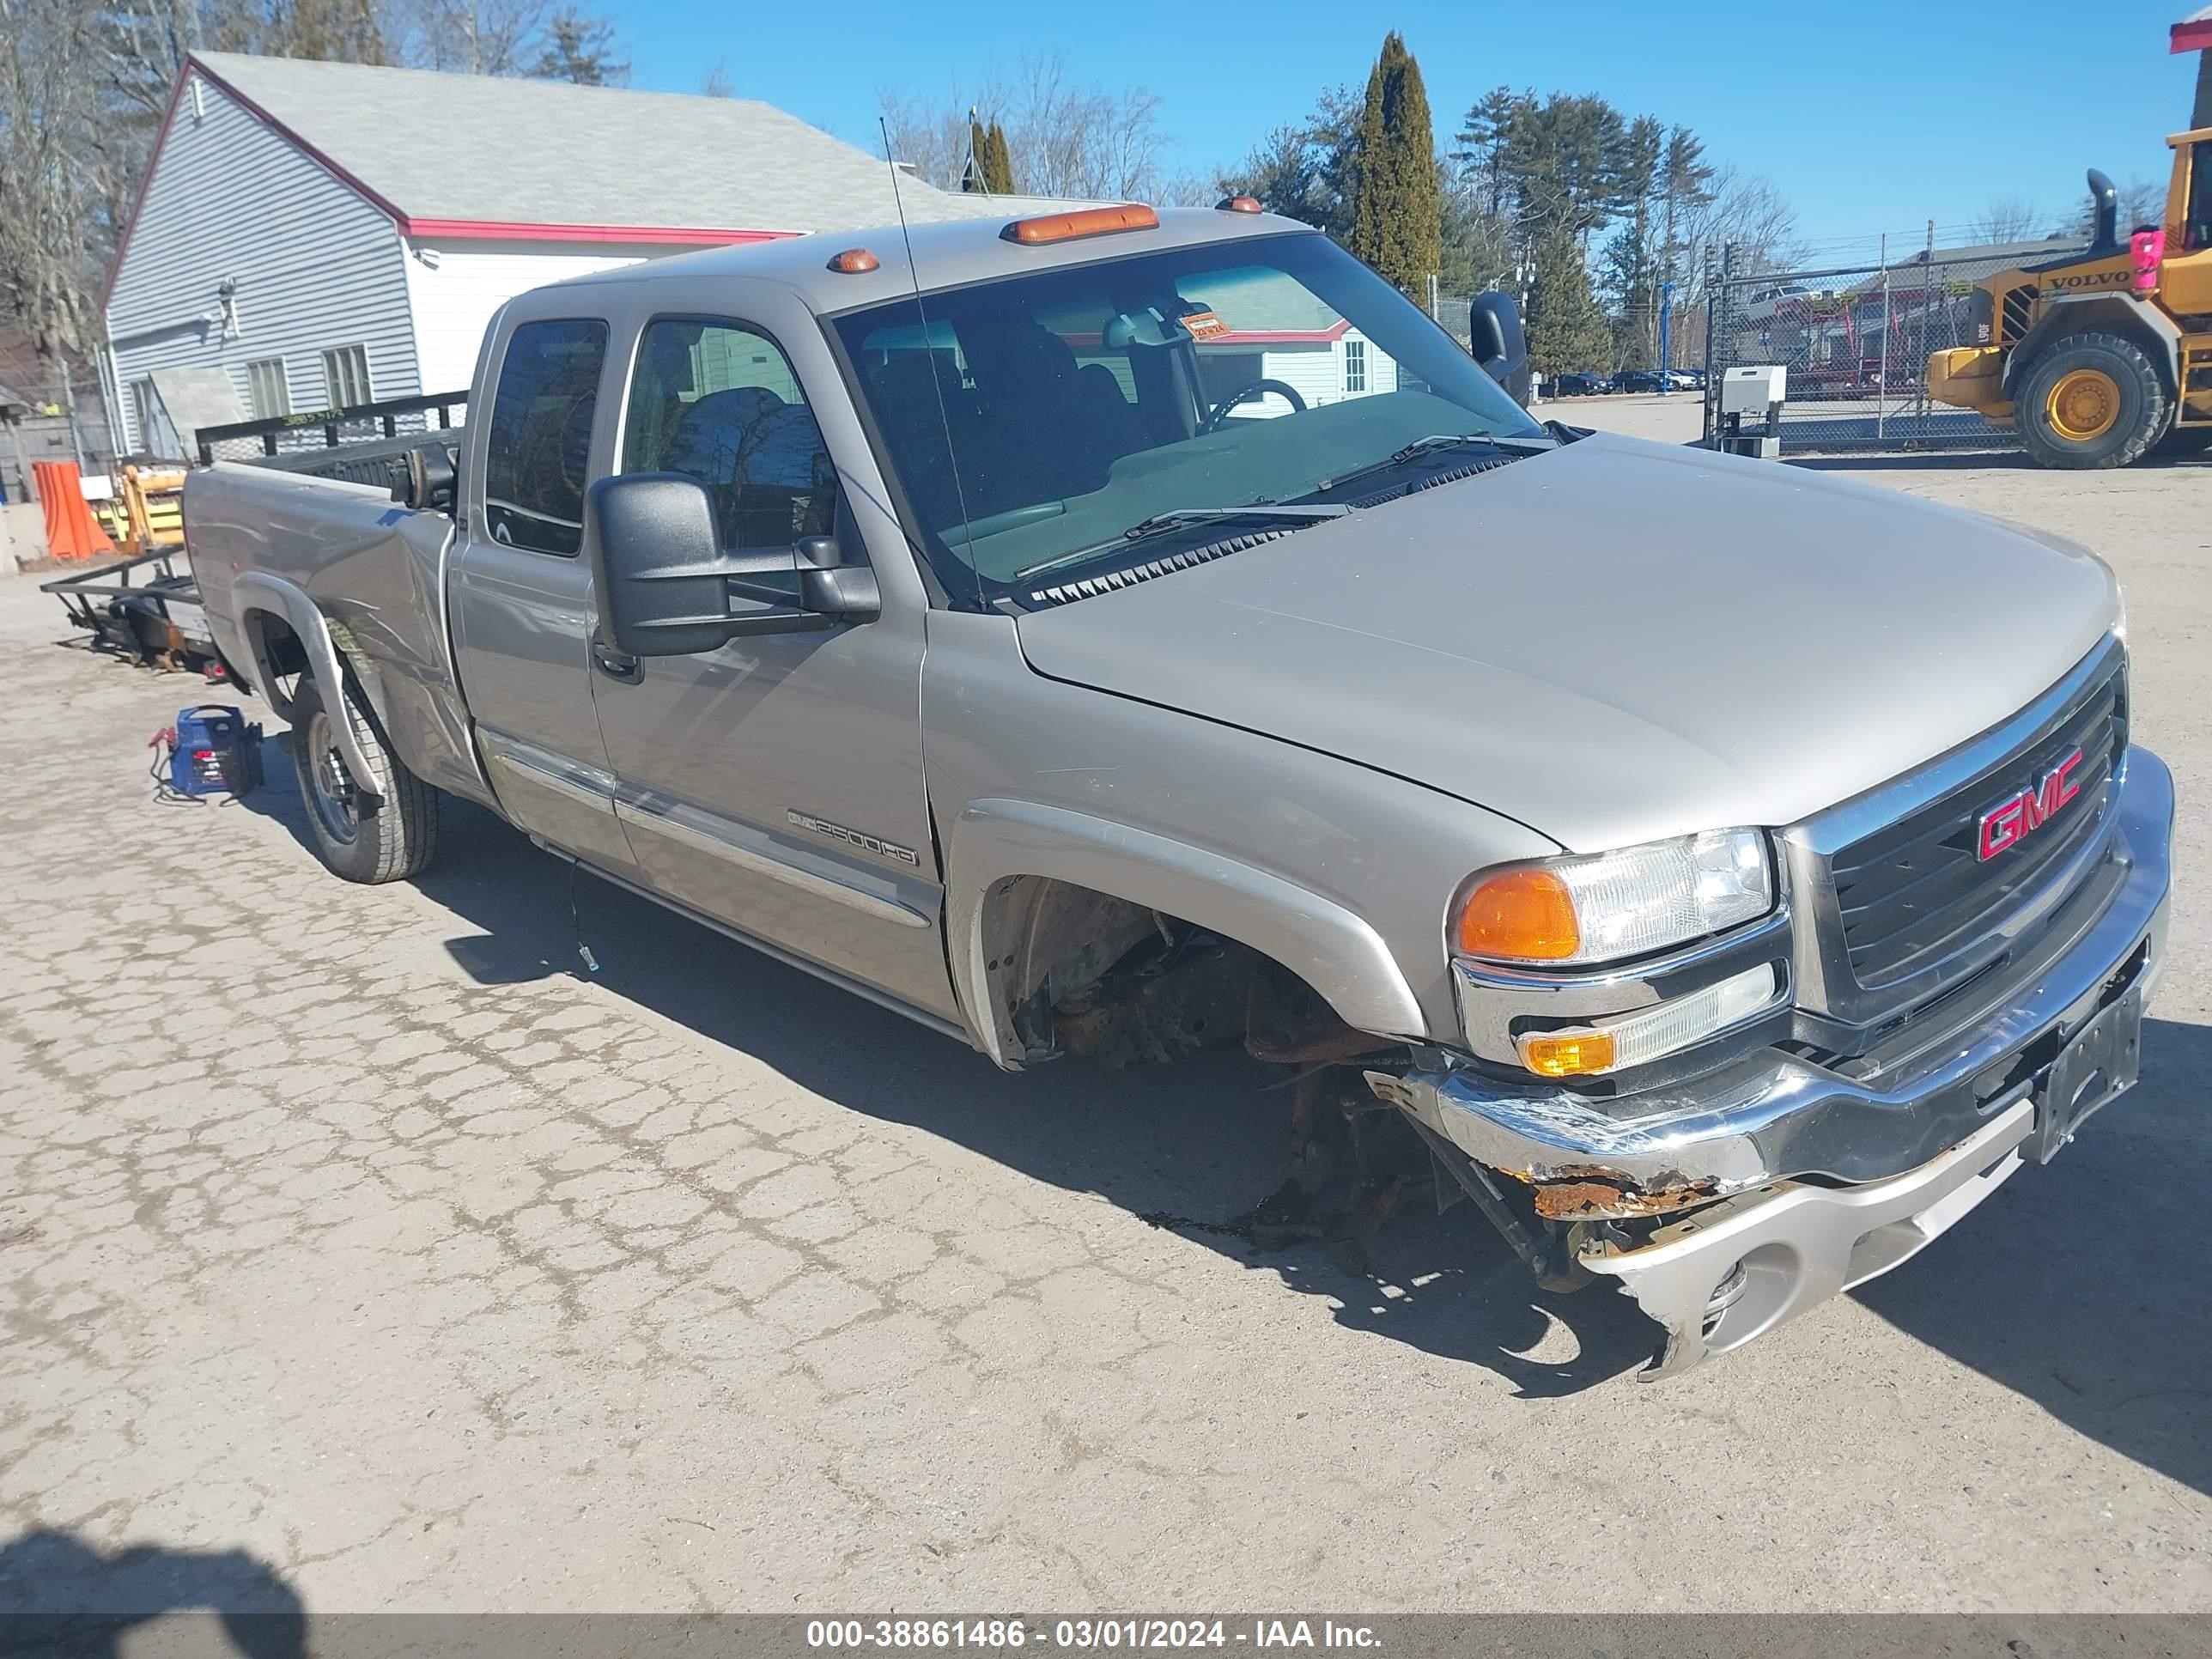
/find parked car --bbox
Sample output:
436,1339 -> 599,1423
1613,369 -> 1668,393
1666,368 -> 1705,392
186,202 -> 2171,1379
1551,371 -> 1613,396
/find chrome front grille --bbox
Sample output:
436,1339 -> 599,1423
1827,656 -> 2127,988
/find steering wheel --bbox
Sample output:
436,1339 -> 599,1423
1201,378 -> 1307,433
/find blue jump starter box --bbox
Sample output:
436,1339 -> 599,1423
166,705 -> 264,798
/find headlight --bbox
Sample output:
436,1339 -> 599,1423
1455,829 -> 1774,966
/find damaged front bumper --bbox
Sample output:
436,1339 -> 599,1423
1368,745 -> 2172,1377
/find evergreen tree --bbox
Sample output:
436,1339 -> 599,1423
1348,32 -> 1440,298
1219,86 -> 1360,242
964,115 -> 988,191
1526,228 -> 1612,374
984,121 -> 1016,193
532,9 -> 626,84
1599,114 -> 1663,367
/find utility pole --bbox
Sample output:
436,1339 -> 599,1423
1657,281 -> 1674,391
2177,8 -> 2212,128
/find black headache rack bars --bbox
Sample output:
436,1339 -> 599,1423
193,391 -> 470,465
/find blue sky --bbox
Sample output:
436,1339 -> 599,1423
610,0 -> 2199,254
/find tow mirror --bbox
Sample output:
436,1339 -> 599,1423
1468,292 -> 1533,407
586,472 -> 879,658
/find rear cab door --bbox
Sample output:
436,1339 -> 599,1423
449,296 -> 640,876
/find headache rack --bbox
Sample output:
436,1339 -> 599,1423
196,390 -> 467,464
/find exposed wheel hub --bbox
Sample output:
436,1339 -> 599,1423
304,708 -> 360,845
2046,368 -> 2120,441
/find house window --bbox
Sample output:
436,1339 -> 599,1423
1343,337 -> 1367,393
321,345 -> 373,410
130,380 -> 160,453
246,358 -> 290,419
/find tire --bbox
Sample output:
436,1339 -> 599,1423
287,660 -> 439,884
2014,331 -> 2171,470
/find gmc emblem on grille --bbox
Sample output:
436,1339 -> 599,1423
1976,747 -> 2085,861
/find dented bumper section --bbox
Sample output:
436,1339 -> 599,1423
1367,745 -> 2172,1376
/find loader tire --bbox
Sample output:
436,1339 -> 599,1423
288,667 -> 439,884
2014,332 -> 2171,471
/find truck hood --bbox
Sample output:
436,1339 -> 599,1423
1012,432 -> 2120,853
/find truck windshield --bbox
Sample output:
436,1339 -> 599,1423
831,231 -> 1543,605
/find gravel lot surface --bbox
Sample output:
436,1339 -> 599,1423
3,430 -> 2208,1615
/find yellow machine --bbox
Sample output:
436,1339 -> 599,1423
1927,127 -> 2212,467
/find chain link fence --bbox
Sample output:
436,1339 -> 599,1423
1699,242 -> 2067,453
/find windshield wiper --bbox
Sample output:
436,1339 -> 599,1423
1014,502 -> 1350,583
1316,430 -> 1553,495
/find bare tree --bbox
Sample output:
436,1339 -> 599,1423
2057,175 -> 2166,239
699,60 -> 733,99
0,0 -> 116,441
386,0 -> 550,75
1971,194 -> 2041,244
879,53 -> 1180,202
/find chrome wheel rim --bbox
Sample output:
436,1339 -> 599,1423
305,708 -> 360,845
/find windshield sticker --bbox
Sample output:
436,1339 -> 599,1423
1180,309 -> 1231,341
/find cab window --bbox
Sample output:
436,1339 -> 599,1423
2188,140 -> 2212,252
623,319 -> 835,545
482,319 -> 607,556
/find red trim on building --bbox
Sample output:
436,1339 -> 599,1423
405,220 -> 794,246
2173,17 -> 2212,51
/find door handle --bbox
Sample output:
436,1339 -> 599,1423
591,633 -> 641,684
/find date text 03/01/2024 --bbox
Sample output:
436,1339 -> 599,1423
804,1621 -> 1383,1650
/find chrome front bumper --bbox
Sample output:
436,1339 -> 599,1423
1368,745 -> 2173,1376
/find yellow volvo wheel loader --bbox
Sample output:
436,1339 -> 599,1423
1927,127 -> 2212,467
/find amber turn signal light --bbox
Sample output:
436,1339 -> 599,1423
1517,1030 -> 1617,1079
1455,867 -> 1580,961
1002,204 -> 1159,244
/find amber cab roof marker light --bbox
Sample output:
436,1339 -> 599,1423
1217,195 -> 1263,213
826,248 -> 880,274
1001,204 -> 1159,245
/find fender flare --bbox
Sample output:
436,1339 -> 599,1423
945,798 -> 1428,1071
233,571 -> 384,802
2004,295 -> 2182,398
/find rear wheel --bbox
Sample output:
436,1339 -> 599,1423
287,670 -> 438,884
2014,332 -> 2171,470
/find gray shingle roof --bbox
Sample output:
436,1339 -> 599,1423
191,52 -> 1078,235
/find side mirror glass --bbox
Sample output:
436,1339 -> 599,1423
1468,292 -> 1533,407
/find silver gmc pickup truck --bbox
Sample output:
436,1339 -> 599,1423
185,201 -> 2173,1377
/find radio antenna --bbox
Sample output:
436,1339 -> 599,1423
878,118 -> 978,600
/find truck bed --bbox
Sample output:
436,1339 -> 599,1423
184,459 -> 484,806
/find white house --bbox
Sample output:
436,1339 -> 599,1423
100,52 -> 1075,458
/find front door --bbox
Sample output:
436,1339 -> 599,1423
450,315 -> 640,877
586,314 -> 953,1020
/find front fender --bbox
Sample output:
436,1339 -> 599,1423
945,797 -> 1427,1071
